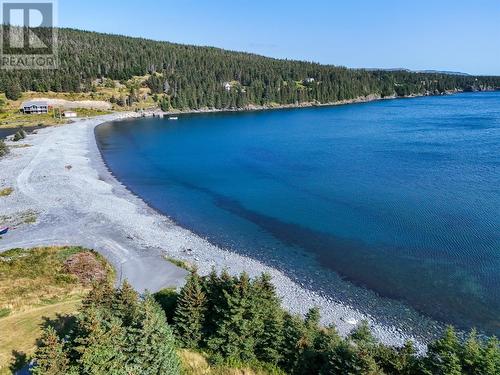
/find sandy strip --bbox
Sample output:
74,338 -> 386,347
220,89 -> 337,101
0,113 -> 423,349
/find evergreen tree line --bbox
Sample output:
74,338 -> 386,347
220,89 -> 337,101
1,27 -> 500,110
33,271 -> 500,374
168,270 -> 500,375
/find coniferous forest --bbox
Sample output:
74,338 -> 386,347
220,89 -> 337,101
1,27 -> 500,110
32,271 -> 500,375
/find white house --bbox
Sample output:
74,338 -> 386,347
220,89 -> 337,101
223,82 -> 232,92
63,111 -> 77,118
21,100 -> 49,114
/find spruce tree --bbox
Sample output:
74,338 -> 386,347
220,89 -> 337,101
300,325 -> 341,374
397,341 -> 419,375
202,268 -> 234,340
32,326 -> 69,375
374,344 -> 403,375
81,280 -> 115,312
112,280 -> 139,326
253,273 -> 284,365
279,313 -> 308,373
305,307 -> 321,332
128,295 -> 181,375
349,320 -> 378,349
207,272 -> 258,362
326,339 -> 380,375
426,326 -> 463,375
173,270 -> 207,348
461,329 -> 482,374
42,282 -> 181,375
73,307 -> 127,374
480,336 -> 500,375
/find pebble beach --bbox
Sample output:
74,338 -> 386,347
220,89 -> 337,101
0,113 -> 424,350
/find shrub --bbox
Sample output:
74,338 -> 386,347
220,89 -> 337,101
0,139 -> 8,157
12,129 -> 25,142
0,187 -> 13,196
0,307 -> 11,318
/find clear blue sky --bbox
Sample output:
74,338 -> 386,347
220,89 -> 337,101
58,0 -> 500,75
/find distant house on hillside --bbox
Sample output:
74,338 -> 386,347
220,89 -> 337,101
223,82 -> 231,92
21,100 -> 49,114
304,77 -> 315,84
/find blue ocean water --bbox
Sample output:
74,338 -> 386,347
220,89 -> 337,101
96,92 -> 500,336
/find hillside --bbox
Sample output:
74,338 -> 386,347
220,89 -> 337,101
1,27 -> 500,111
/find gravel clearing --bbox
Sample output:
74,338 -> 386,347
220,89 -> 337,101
0,113 -> 425,350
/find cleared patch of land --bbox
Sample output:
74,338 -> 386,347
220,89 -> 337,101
0,104 -> 111,129
0,74 -> 158,129
0,246 -> 113,372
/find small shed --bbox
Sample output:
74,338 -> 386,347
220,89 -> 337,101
63,111 -> 77,118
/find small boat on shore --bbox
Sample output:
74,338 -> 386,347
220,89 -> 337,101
168,116 -> 178,120
0,227 -> 9,235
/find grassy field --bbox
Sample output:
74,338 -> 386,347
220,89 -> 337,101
0,246 -> 113,373
0,109 -> 66,129
0,299 -> 81,374
179,350 -> 285,375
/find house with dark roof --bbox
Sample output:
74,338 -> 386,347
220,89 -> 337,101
21,100 -> 50,114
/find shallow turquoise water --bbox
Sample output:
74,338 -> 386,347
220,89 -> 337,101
96,92 -> 500,335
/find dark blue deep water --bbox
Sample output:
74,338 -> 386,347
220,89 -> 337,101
96,92 -> 500,336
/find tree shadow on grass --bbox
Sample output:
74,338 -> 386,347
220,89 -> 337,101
40,313 -> 77,341
6,314 -> 77,374
9,350 -> 28,374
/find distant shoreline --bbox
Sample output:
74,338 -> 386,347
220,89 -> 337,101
150,91 -> 447,117
1,88 -> 485,131
150,88 -> 500,117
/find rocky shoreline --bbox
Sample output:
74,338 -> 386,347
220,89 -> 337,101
0,111 -> 431,351
146,89 -> 471,117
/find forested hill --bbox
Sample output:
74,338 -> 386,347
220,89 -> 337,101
2,27 -> 500,110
